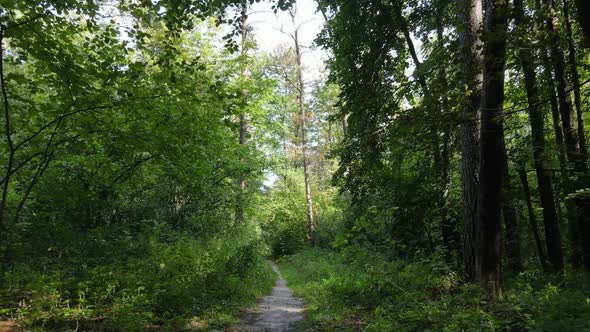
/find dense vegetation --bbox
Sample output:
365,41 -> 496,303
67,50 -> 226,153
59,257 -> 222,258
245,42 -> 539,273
1,0 -> 590,331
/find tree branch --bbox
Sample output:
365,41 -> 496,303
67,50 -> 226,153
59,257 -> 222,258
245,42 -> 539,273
0,26 -> 15,225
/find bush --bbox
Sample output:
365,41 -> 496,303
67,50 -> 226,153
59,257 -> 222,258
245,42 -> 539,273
279,248 -> 590,331
0,224 -> 276,331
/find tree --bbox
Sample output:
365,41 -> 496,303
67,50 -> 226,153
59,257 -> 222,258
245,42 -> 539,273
290,9 -> 316,243
514,0 -> 562,271
456,0 -> 483,281
574,0 -> 590,46
236,0 -> 250,224
539,0 -> 587,269
475,0 -> 510,298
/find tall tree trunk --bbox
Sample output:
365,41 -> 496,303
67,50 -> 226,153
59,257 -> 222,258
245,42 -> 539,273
518,167 -> 548,269
0,26 -> 14,261
292,15 -> 315,243
236,0 -> 249,224
436,19 -> 459,260
396,5 -> 458,258
540,0 -> 589,269
540,0 -> 581,172
514,0 -> 563,272
541,50 -> 569,177
573,0 -> 590,46
476,0 -> 509,299
501,144 -> 522,272
457,0 -> 483,281
540,50 -> 577,261
545,51 -> 580,266
563,0 -> 588,162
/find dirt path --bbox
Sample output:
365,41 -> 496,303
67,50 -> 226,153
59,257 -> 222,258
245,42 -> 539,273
230,262 -> 304,332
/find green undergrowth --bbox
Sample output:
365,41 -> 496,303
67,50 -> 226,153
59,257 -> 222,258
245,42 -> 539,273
279,247 -> 590,331
0,224 -> 276,331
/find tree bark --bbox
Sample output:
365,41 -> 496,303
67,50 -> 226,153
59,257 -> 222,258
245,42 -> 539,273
541,50 -> 569,177
236,0 -> 249,224
436,16 -> 459,260
292,14 -> 315,243
540,0 -> 584,173
396,5 -> 458,259
540,0 -> 589,269
457,0 -> 483,281
518,167 -> 547,269
543,48 -> 580,267
501,145 -> 522,272
476,0 -> 509,299
563,0 -> 587,163
0,26 -> 14,261
574,0 -> 590,46
514,0 -> 563,272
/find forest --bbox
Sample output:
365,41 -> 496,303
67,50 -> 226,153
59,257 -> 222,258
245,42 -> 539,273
0,0 -> 590,331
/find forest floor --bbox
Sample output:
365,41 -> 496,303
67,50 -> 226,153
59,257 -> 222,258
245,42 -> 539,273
229,262 -> 305,332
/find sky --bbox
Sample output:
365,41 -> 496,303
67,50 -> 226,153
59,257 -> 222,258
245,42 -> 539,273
246,0 -> 326,187
248,0 -> 328,82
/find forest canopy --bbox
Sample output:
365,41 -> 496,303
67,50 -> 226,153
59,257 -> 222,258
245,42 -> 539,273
1,0 -> 590,331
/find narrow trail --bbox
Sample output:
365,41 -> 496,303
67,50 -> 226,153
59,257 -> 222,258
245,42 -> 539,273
230,262 -> 305,332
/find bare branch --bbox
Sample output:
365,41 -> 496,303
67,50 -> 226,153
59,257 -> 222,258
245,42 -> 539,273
14,94 -> 167,151
5,12 -> 49,30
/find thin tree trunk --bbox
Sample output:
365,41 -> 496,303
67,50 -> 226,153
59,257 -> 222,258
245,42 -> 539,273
540,0 -> 588,269
396,6 -> 458,258
514,0 -> 562,272
518,167 -> 547,269
541,51 -> 569,176
0,27 -> 15,260
292,14 -> 315,243
563,0 -> 587,162
476,0 -> 509,299
540,0 -> 581,171
434,5 -> 460,260
501,144 -> 522,272
574,0 -> 590,46
14,154 -> 53,222
457,0 -> 483,281
236,0 -> 249,224
540,50 -> 577,257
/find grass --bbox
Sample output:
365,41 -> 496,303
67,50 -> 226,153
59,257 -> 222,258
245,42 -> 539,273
279,247 -> 590,331
0,225 -> 277,331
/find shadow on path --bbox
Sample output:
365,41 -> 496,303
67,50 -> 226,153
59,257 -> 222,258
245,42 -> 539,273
229,262 -> 304,332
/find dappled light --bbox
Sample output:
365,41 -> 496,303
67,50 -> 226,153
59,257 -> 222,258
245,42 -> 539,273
1,0 -> 590,331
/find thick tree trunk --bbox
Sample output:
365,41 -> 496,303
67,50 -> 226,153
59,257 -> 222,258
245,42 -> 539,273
457,0 -> 483,281
514,0 -> 563,272
476,0 -> 509,299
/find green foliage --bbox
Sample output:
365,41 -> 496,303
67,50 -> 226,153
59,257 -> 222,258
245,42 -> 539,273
280,248 -> 590,331
258,171 -> 309,257
0,224 -> 276,331
0,3 -> 280,330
